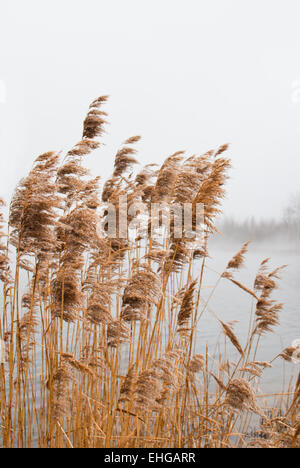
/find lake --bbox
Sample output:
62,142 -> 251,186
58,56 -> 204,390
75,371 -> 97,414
193,242 -> 300,397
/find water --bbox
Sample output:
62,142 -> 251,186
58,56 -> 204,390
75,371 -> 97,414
193,242 -> 300,396
2,243 -> 299,446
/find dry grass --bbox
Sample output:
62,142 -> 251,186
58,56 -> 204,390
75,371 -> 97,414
0,97 -> 298,448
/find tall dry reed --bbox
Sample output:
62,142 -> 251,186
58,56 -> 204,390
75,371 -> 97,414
0,97 -> 298,448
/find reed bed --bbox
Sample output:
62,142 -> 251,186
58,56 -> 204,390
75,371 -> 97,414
0,96 -> 299,448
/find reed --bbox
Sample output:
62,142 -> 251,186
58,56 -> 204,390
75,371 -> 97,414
0,97 -> 298,448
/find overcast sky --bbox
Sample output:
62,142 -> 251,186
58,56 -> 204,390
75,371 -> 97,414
0,0 -> 299,220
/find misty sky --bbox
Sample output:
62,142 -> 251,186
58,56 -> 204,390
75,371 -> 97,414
0,0 -> 300,220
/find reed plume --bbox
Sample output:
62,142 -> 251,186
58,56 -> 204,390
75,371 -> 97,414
9,151 -> 61,264
0,199 -> 10,283
177,280 -> 197,332
121,264 -> 160,322
0,96 -> 297,449
225,378 -> 257,412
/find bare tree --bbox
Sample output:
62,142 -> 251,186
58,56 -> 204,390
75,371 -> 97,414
283,193 -> 300,239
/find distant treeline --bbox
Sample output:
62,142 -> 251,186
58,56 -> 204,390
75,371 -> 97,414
215,217 -> 300,243
214,194 -> 300,244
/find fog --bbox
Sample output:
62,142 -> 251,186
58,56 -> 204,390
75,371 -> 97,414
0,0 -> 300,220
